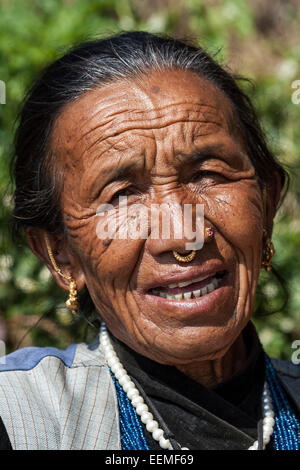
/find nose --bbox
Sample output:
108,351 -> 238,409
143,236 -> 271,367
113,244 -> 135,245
145,202 -> 214,259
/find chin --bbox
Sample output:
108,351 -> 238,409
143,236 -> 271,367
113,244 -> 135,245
124,316 -> 243,366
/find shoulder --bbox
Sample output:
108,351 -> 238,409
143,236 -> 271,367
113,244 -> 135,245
0,335 -> 106,374
0,343 -> 77,373
0,338 -> 108,404
0,338 -> 120,449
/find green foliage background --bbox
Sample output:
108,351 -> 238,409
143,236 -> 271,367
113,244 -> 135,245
0,0 -> 299,359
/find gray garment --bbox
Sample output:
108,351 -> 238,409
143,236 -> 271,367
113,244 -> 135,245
0,337 -> 121,450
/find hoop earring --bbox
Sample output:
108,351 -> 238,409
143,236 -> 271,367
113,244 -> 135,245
261,229 -> 275,272
44,234 -> 79,315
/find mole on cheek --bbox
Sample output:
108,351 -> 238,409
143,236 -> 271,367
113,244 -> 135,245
151,86 -> 160,94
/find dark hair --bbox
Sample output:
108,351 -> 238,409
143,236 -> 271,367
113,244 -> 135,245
11,31 -> 289,314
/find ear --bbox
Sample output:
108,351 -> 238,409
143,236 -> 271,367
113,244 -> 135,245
263,171 -> 283,236
26,227 -> 86,293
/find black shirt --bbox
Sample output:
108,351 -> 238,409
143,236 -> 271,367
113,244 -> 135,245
110,322 -> 297,450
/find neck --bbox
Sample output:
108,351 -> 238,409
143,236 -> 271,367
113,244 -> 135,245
176,333 -> 248,388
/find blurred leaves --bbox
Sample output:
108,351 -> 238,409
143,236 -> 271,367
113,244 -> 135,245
0,0 -> 299,359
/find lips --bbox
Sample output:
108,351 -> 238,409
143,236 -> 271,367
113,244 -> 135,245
147,270 -> 227,301
137,269 -> 233,324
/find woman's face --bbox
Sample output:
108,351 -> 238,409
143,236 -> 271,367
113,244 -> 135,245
52,69 -> 265,365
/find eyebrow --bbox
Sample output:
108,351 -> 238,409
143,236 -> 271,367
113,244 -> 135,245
175,143 -> 227,164
89,159 -> 142,199
101,161 -> 140,181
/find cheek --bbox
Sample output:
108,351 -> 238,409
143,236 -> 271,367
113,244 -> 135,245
210,182 -> 263,260
209,181 -> 263,321
65,210 -> 143,301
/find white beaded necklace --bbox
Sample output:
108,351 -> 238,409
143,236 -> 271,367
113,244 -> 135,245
100,323 -> 275,450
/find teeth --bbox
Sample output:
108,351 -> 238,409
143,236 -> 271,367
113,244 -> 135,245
159,292 -> 167,298
153,276 -> 221,300
207,282 -> 214,293
178,280 -> 193,288
167,274 -> 210,289
174,293 -> 183,300
183,292 -> 192,300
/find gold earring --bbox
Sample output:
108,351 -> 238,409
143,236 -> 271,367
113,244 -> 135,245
44,234 -> 79,315
261,229 -> 275,272
65,278 -> 80,315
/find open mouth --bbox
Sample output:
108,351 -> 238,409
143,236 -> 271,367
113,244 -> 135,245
148,270 -> 227,301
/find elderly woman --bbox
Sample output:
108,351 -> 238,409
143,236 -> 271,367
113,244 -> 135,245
0,31 -> 299,451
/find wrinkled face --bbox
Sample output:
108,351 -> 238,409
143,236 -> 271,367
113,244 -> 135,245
53,69 -> 265,365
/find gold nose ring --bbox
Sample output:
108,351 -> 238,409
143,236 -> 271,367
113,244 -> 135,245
172,227 -> 214,263
172,250 -> 197,263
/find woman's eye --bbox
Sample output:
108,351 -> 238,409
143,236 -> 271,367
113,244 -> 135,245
111,188 -> 132,201
191,170 -> 218,181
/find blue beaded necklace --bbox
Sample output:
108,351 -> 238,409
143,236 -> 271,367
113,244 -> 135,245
111,355 -> 300,450
111,371 -> 150,450
265,355 -> 300,450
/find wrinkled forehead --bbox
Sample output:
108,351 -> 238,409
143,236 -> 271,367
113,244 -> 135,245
51,69 -> 237,166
